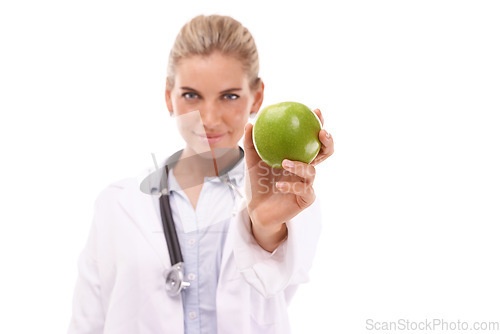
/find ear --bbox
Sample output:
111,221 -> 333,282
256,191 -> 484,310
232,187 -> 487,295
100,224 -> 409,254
165,78 -> 174,114
250,79 -> 264,116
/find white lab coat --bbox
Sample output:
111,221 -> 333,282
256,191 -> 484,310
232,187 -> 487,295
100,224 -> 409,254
68,163 -> 322,334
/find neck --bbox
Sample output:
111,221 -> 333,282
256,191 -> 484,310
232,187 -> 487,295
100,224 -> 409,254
174,145 -> 241,178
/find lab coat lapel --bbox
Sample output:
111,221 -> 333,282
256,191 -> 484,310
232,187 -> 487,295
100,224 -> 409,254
220,158 -> 247,279
117,172 -> 171,269
219,196 -> 247,280
220,212 -> 235,279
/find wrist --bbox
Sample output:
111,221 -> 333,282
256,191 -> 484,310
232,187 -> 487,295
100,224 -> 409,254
250,220 -> 288,253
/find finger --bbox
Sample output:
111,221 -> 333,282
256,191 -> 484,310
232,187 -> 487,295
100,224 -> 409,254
313,108 -> 324,126
275,181 -> 316,204
282,159 -> 316,184
311,129 -> 334,166
243,123 -> 261,169
318,129 -> 334,156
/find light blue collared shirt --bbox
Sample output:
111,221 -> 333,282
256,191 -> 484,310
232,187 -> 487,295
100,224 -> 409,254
165,155 -> 245,334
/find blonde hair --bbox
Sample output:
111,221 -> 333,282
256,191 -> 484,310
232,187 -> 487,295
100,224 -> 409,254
167,15 -> 260,90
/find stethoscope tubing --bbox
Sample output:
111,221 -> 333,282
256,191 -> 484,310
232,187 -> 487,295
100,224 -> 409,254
159,166 -> 183,266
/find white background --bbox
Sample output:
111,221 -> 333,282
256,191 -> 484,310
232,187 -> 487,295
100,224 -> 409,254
1,0 -> 499,333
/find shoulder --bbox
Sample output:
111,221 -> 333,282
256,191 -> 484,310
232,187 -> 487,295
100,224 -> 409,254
94,177 -> 132,201
93,166 -> 154,209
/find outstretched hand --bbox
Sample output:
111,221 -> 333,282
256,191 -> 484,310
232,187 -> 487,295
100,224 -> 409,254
243,108 -> 334,252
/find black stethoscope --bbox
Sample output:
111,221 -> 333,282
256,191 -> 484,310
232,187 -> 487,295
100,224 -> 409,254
144,148 -> 245,296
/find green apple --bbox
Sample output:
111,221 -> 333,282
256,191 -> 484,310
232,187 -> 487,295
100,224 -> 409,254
252,101 -> 322,168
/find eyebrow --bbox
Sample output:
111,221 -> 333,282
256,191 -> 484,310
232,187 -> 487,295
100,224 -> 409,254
180,87 -> 198,92
180,86 -> 242,94
219,88 -> 242,94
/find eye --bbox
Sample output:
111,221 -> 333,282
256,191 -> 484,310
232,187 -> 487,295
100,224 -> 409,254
223,94 -> 240,100
182,92 -> 199,100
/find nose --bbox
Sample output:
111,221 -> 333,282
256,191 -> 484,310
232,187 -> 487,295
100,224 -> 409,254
199,101 -> 221,129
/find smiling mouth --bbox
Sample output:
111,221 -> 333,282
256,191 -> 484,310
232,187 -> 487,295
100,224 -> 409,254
195,132 -> 226,144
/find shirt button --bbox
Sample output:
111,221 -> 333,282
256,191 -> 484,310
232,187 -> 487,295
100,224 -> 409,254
187,273 -> 196,281
188,238 -> 196,246
189,311 -> 197,319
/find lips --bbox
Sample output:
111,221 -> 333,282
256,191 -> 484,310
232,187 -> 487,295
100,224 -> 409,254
196,132 -> 226,144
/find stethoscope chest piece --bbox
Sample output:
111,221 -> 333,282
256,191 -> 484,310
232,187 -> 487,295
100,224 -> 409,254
165,262 -> 190,296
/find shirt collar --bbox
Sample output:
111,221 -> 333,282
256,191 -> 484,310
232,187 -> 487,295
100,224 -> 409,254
167,147 -> 245,195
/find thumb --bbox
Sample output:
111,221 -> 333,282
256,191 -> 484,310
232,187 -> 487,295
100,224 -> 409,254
243,123 -> 261,169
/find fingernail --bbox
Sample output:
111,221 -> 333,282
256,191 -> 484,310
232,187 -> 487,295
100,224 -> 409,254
325,131 -> 331,139
283,160 -> 294,168
276,182 -> 286,190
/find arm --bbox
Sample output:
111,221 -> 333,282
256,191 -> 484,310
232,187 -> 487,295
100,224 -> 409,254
232,198 -> 322,298
236,108 -> 333,297
67,199 -> 105,334
250,221 -> 288,253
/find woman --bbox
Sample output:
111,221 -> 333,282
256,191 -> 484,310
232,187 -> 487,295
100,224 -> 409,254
68,14 -> 334,334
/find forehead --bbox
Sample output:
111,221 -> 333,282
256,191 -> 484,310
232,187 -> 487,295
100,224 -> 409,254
174,52 -> 249,90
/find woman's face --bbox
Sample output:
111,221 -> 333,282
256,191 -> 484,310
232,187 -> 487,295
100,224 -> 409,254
165,52 -> 264,154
